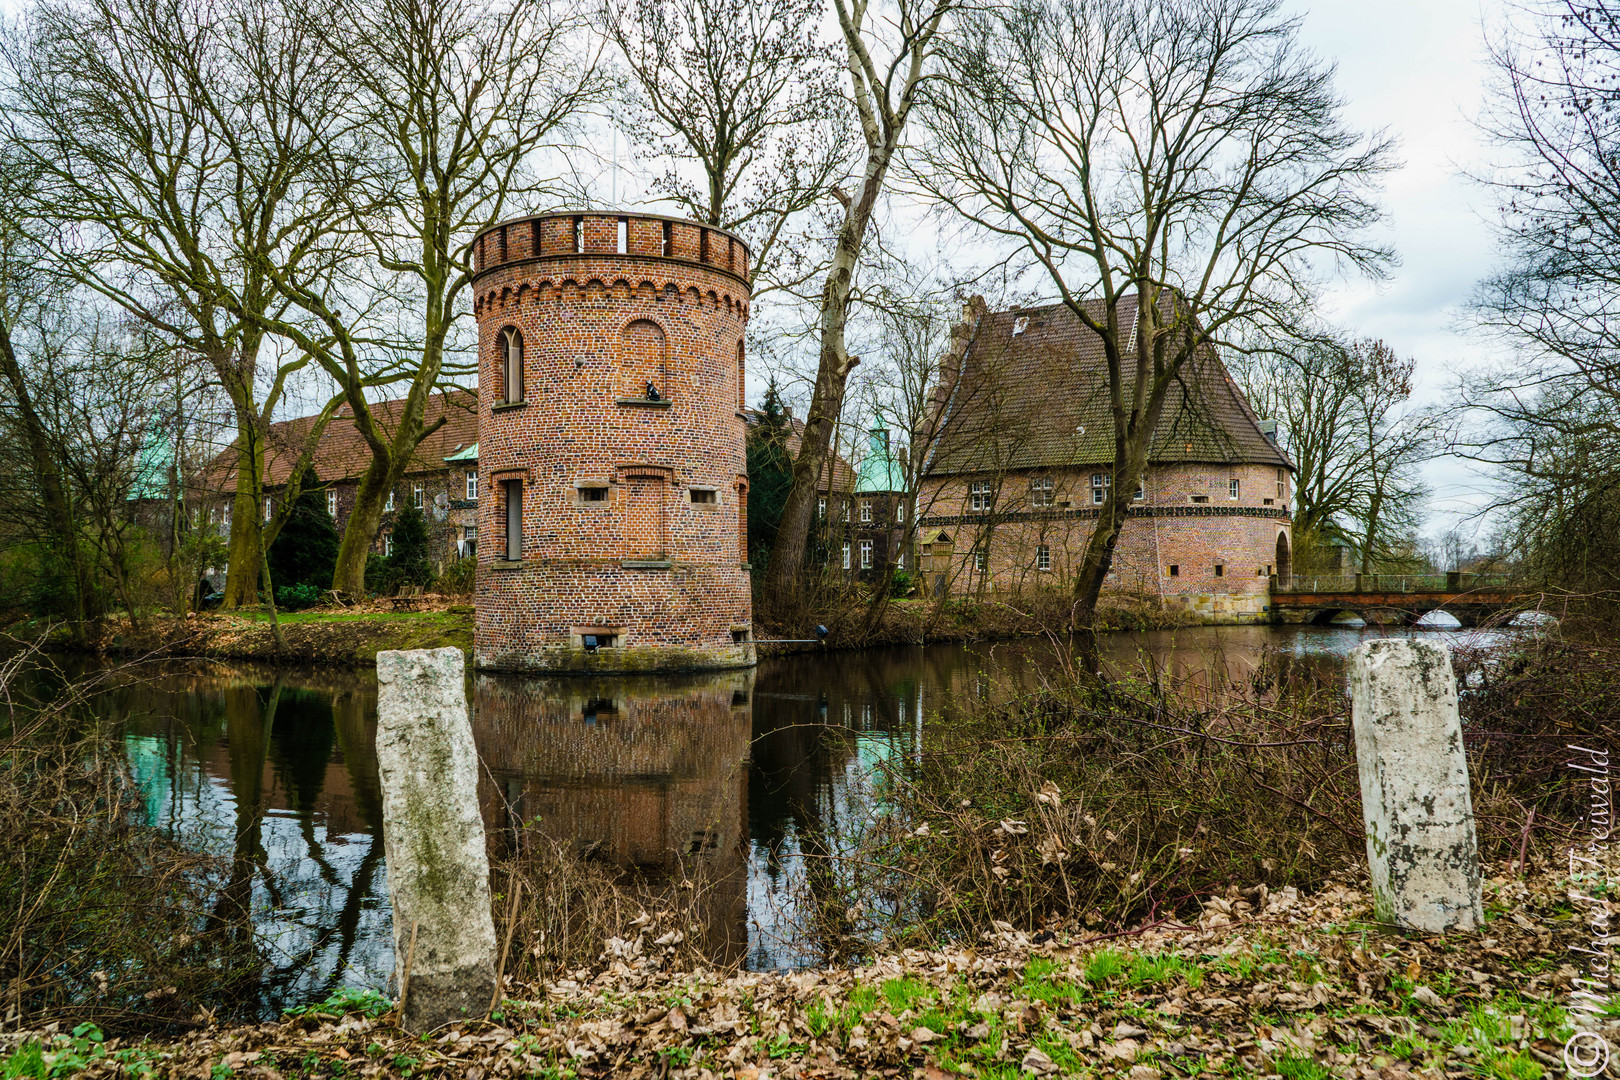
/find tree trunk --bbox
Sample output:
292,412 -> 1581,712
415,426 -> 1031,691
764,149 -> 893,601
222,423 -> 267,609
0,318 -> 91,645
332,458 -> 394,598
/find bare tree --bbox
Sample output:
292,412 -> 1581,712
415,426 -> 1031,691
1,0 -> 352,608
762,0 -> 957,604
914,0 -> 1393,633
253,0 -> 604,598
1232,331 -> 1434,572
1461,0 -> 1620,609
598,0 -> 850,291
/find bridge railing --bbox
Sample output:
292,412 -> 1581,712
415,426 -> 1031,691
1272,572 -> 1519,595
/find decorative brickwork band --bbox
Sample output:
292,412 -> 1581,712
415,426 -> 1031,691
919,504 -> 1294,527
473,212 -> 755,673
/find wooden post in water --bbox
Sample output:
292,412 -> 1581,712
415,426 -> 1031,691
376,647 -> 496,1031
1348,639 -> 1483,932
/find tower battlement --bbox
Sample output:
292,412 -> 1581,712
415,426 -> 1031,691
472,212 -> 755,674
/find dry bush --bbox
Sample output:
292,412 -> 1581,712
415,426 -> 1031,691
491,827 -> 744,989
0,645 -> 258,1033
789,640 -> 1579,959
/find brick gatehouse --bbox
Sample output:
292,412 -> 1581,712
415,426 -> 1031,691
470,212 -> 755,672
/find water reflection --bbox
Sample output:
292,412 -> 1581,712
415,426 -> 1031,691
96,622 -> 1516,1012
473,671 -> 753,966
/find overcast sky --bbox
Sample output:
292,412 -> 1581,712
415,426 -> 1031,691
1290,0 -> 1506,541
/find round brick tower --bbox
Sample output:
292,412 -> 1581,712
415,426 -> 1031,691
470,211 -> 755,673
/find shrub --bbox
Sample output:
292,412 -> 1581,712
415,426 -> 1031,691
363,553 -> 395,596
267,473 -> 339,590
386,505 -> 432,587
274,583 -> 323,611
436,556 -> 475,596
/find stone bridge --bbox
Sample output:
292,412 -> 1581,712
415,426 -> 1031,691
1269,573 -> 1537,627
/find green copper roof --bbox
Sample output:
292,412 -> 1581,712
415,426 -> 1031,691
444,442 -> 479,464
126,432 -> 173,501
855,422 -> 906,494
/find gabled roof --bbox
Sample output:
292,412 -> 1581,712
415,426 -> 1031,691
212,390 -> 480,489
927,300 -> 1292,476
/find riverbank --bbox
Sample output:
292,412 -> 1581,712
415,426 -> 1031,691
2,864 -> 1584,1080
1,590 -> 1199,668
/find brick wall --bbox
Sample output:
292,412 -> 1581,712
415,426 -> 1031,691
916,462 -> 1292,623
471,212 -> 755,672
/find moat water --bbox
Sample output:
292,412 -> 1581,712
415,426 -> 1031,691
68,620 -> 1513,1015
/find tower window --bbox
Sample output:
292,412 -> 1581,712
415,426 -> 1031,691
616,216 -> 628,254
737,340 -> 746,410
503,479 -> 523,560
688,487 -> 717,505
662,219 -> 672,256
1277,468 -> 1286,499
572,215 -> 583,253
501,327 -> 524,403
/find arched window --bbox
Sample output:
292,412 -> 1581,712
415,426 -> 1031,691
501,327 -> 523,403
620,319 -> 667,401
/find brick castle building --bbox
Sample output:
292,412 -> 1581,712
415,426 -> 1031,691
470,212 -> 755,672
916,299 -> 1295,623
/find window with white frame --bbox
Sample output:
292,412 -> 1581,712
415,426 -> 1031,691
414,482 -> 425,509
970,481 -> 992,511
263,497 -> 272,522
1091,473 -> 1110,504
860,539 -> 872,568
1133,482 -> 1145,501
973,549 -> 988,572
896,501 -> 905,522
897,550 -> 905,570
842,501 -> 849,522
466,471 -> 478,500
383,533 -> 394,557
1029,476 -> 1054,507
1276,469 -> 1286,500
1228,477 -> 1241,500
841,541 -> 850,570
1036,544 -> 1051,571
859,501 -> 872,523
818,497 -> 827,518
326,490 -> 338,518
385,489 -> 395,511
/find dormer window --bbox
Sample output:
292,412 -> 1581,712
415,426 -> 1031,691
1012,315 -> 1029,336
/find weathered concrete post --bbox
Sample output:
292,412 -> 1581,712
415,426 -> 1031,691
376,647 -> 496,1031
1349,639 -> 1483,932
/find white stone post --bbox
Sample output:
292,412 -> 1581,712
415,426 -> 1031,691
376,647 -> 496,1031
1349,639 -> 1483,932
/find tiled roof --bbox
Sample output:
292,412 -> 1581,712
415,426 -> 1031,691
927,300 -> 1292,475
212,390 -> 481,489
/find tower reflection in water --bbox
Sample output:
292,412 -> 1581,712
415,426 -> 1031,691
471,669 -> 754,967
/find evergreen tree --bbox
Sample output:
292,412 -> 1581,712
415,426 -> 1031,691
386,504 -> 432,586
267,472 -> 339,589
747,378 -> 794,566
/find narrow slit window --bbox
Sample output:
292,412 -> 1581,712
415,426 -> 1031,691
504,480 -> 523,560
662,219 -> 672,256
699,227 -> 709,262
572,216 -> 584,253
616,217 -> 628,254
